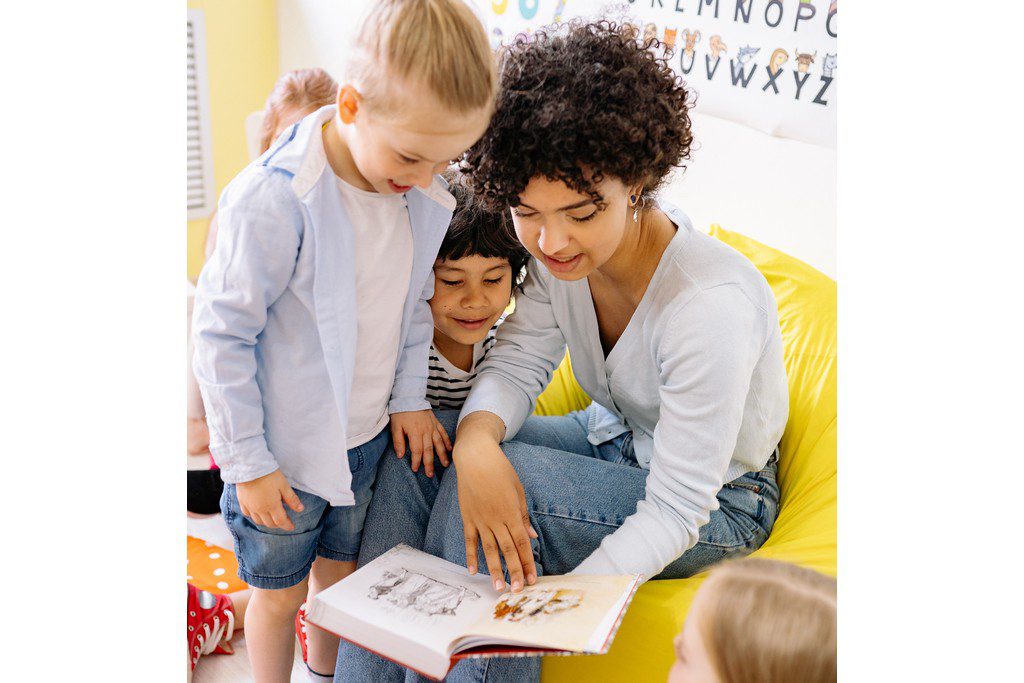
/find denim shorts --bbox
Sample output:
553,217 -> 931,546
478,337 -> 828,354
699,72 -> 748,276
221,427 -> 389,590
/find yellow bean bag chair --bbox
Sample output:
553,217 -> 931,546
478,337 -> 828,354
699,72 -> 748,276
534,352 -> 591,417
540,226 -> 837,681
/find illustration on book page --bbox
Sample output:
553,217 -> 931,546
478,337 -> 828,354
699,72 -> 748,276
493,588 -> 583,623
368,568 -> 482,617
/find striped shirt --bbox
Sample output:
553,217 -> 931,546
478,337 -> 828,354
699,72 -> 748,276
426,325 -> 498,410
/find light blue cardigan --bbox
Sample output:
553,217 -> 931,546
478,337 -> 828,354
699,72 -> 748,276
193,105 -> 455,505
460,204 -> 788,578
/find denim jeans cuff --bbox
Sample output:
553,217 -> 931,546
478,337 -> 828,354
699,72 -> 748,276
235,559 -> 314,590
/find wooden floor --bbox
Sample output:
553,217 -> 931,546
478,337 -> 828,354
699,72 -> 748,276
192,631 -> 308,682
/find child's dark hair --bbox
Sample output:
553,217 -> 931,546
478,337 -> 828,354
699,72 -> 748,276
460,19 -> 693,211
440,171 -> 531,291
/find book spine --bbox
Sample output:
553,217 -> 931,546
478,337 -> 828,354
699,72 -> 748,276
596,575 -> 643,655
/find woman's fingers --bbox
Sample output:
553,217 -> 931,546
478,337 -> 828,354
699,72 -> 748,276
511,522 -> 537,585
478,529 -> 507,592
496,525 -> 526,592
464,525 -> 480,575
515,485 -> 538,583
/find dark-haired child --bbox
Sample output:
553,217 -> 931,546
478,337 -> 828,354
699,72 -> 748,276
397,175 -> 530,477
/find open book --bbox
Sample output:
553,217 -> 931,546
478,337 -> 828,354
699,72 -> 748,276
307,544 -> 642,681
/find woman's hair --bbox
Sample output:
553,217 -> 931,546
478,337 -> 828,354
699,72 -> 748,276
440,171 -> 530,292
260,68 -> 339,154
461,19 -> 693,210
696,558 -> 837,683
346,0 -> 496,117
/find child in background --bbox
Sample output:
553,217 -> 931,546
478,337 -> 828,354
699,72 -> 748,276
403,173 -> 529,478
191,1 -> 495,681
187,67 -> 339,467
669,558 -> 837,683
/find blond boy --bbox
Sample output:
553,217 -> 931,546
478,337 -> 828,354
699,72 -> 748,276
191,2 -> 495,680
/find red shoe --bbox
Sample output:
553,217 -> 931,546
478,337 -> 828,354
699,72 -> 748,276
295,602 -> 309,663
187,584 -> 236,671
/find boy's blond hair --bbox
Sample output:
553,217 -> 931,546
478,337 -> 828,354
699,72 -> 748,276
348,0 -> 495,117
696,558 -> 837,683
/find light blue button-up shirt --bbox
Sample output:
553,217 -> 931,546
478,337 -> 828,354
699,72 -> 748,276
193,105 -> 455,505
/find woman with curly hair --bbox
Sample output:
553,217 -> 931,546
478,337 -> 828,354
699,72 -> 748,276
336,20 -> 788,683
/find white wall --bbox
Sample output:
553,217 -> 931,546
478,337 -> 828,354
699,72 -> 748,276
663,112 -> 836,277
276,0 -> 370,78
276,0 -> 488,77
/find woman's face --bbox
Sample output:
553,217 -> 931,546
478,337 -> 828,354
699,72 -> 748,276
510,174 -> 634,281
668,598 -> 721,683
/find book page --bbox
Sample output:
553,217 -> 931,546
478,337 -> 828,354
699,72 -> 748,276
456,574 -> 639,654
312,545 -> 499,656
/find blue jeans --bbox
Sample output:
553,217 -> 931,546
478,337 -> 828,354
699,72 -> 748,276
222,427 -> 389,589
335,409 -> 779,683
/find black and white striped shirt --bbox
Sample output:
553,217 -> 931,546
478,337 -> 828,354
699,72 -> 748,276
426,325 -> 499,410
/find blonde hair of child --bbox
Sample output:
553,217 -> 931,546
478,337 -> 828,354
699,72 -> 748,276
347,0 -> 495,117
696,558 -> 837,683
259,68 -> 339,154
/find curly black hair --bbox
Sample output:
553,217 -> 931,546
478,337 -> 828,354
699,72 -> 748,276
439,170 -> 531,291
460,19 -> 693,211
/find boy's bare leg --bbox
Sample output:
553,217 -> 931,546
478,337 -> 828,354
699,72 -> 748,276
306,557 -> 357,674
246,579 -> 308,682
229,587 -> 252,629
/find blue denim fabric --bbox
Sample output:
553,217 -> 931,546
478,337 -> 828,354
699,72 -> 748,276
335,409 -> 778,682
222,427 -> 390,590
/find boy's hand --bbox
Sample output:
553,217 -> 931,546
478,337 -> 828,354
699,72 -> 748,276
390,409 -> 452,478
236,469 -> 304,530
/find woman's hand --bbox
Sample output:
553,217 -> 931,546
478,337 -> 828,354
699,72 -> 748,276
453,412 -> 538,593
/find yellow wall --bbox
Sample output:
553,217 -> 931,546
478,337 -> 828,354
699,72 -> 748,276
187,0 -> 280,280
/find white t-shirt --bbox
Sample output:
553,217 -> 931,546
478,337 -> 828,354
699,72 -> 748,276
338,178 -> 413,447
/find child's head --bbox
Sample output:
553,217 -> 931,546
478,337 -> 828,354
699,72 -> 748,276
429,173 -> 529,347
670,559 -> 837,683
461,20 -> 693,281
335,0 -> 496,195
260,68 -> 339,154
